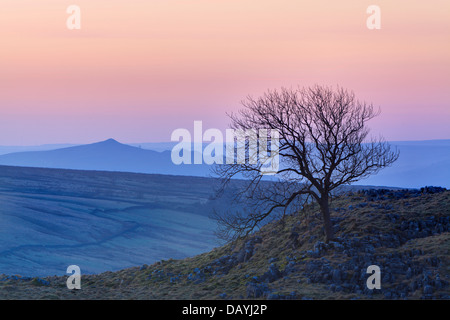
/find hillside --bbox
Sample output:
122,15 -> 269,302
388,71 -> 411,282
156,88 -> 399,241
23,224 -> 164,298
0,164 -> 386,277
0,139 -> 210,177
1,187 -> 449,300
0,165 -> 241,276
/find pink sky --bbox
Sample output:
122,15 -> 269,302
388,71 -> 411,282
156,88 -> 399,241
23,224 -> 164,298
0,0 -> 449,145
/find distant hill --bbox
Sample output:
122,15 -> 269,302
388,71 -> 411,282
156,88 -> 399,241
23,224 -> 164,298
129,142 -> 178,152
0,139 -> 211,177
0,139 -> 449,188
356,140 -> 450,189
0,144 -> 76,156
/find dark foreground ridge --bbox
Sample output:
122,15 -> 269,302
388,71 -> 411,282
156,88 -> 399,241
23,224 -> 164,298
1,187 -> 449,300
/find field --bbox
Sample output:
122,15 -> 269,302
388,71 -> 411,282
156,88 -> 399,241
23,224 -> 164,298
0,165 -> 232,276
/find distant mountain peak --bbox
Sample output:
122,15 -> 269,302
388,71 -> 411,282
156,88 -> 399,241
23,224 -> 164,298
86,138 -> 127,149
102,138 -> 120,144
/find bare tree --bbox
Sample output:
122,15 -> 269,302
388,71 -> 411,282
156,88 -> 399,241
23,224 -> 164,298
212,85 -> 399,243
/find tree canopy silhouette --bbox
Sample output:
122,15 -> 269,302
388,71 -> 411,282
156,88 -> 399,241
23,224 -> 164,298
213,85 -> 399,243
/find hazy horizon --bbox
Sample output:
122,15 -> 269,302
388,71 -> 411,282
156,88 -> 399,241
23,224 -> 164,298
1,137 -> 450,148
0,138 -> 449,189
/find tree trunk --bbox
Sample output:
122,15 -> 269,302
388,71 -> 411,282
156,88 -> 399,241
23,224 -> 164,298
319,194 -> 334,243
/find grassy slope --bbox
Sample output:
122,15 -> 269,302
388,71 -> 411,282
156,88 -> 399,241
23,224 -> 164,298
1,190 -> 449,300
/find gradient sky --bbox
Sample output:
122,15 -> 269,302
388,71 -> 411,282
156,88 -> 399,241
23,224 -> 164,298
0,0 -> 449,145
